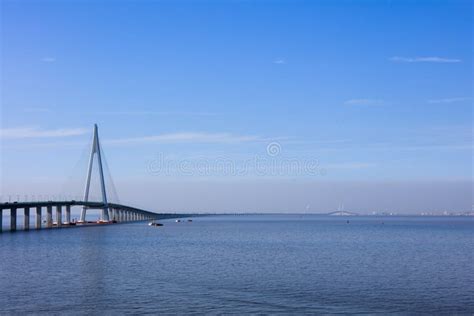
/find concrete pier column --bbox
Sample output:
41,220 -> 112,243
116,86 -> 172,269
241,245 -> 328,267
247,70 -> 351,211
56,205 -> 62,227
24,207 -> 30,230
119,210 -> 124,222
36,206 -> 42,229
127,211 -> 131,221
11,208 -> 17,231
0,209 -> 3,233
46,205 -> 53,228
65,205 -> 71,224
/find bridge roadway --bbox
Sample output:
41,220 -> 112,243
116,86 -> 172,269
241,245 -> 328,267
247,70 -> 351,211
0,200 -> 191,232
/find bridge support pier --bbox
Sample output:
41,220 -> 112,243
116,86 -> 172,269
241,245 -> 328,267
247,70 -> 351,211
0,209 -> 3,233
56,205 -> 62,227
65,205 -> 71,224
36,206 -> 42,229
24,207 -> 30,230
11,208 -> 17,231
46,205 -> 53,228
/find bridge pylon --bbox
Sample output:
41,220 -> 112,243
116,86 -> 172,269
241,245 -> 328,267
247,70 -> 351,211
79,124 -> 110,222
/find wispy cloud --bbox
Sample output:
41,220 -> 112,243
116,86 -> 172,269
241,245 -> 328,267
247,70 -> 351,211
427,97 -> 471,104
23,107 -> 52,113
273,58 -> 286,64
390,56 -> 461,63
0,127 -> 88,139
325,162 -> 375,169
344,99 -> 384,106
100,111 -> 218,116
41,57 -> 56,63
106,132 -> 263,145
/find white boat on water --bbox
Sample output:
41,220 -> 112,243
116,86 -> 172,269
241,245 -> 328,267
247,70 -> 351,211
148,221 -> 163,227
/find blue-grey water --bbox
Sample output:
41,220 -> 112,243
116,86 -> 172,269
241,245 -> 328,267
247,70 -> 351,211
0,215 -> 473,314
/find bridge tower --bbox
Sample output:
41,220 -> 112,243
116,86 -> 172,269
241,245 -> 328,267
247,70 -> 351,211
80,124 -> 110,222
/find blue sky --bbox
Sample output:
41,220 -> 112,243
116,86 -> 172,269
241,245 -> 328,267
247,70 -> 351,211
1,0 -> 472,212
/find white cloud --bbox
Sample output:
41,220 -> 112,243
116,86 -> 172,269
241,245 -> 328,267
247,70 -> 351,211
106,132 -> 262,145
273,58 -> 286,64
325,162 -> 374,169
23,107 -> 52,113
41,57 -> 56,63
428,97 -> 471,104
0,127 -> 88,139
390,56 -> 461,63
344,99 -> 384,106
100,110 -> 218,116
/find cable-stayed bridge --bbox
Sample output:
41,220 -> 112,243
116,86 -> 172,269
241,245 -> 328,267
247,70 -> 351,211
0,124 -> 188,232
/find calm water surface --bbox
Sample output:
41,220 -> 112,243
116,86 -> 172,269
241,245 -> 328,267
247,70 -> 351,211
0,215 -> 473,314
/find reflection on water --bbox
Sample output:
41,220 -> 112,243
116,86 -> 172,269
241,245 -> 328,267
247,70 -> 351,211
0,215 -> 473,314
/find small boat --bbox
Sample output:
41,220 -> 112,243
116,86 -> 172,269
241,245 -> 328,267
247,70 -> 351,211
175,219 -> 181,223
148,221 -> 163,227
187,219 -> 193,222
